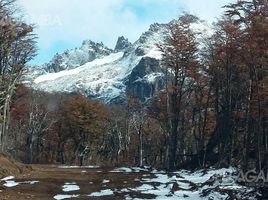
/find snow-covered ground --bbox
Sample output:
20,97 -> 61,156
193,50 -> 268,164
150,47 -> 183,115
1,167 -> 258,200
109,167 -> 256,200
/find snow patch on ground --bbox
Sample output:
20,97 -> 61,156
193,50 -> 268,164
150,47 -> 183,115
111,167 -> 133,173
102,179 -> 110,184
111,167 -> 150,173
54,194 -> 79,200
3,180 -> 19,187
1,176 -> 15,181
1,176 -> 39,188
62,182 -> 80,192
58,165 -> 99,169
3,180 -> 40,188
23,181 -> 39,185
88,189 -> 114,197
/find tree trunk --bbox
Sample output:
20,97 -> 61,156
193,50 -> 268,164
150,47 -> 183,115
27,132 -> 33,164
168,116 -> 179,170
139,129 -> 143,167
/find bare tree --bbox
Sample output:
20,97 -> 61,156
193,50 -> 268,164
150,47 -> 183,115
130,107 -> 147,167
25,93 -> 54,164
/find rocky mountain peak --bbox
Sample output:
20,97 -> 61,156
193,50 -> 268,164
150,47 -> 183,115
114,36 -> 132,53
148,23 -> 163,32
81,40 -> 110,52
44,40 -> 113,73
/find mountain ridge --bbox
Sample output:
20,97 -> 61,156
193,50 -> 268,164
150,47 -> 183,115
24,19 -> 209,103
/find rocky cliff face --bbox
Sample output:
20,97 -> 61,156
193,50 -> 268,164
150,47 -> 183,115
126,57 -> 165,101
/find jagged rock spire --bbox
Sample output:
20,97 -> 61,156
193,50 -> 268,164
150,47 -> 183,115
114,36 -> 132,52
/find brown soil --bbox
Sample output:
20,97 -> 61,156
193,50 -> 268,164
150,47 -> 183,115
0,154 -> 28,178
0,158 -> 154,200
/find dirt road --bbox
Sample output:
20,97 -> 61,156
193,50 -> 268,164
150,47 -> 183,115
0,165 -> 150,200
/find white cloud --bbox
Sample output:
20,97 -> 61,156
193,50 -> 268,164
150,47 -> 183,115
179,0 -> 237,21
19,0 -> 133,47
18,0 -> 236,64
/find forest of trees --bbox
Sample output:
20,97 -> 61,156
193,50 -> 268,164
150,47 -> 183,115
0,0 -> 267,181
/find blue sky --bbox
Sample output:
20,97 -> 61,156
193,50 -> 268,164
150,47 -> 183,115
18,0 -> 236,65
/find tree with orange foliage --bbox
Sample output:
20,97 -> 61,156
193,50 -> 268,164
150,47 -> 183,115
225,0 -> 268,171
201,17 -> 246,167
159,13 -> 200,170
59,95 -> 108,165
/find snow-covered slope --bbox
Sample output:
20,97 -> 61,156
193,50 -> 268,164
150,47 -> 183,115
25,19 -> 209,103
34,52 -> 124,84
44,41 -> 113,73
33,51 -> 140,101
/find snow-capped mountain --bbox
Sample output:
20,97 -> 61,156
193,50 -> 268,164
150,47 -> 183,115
25,19 -> 210,103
